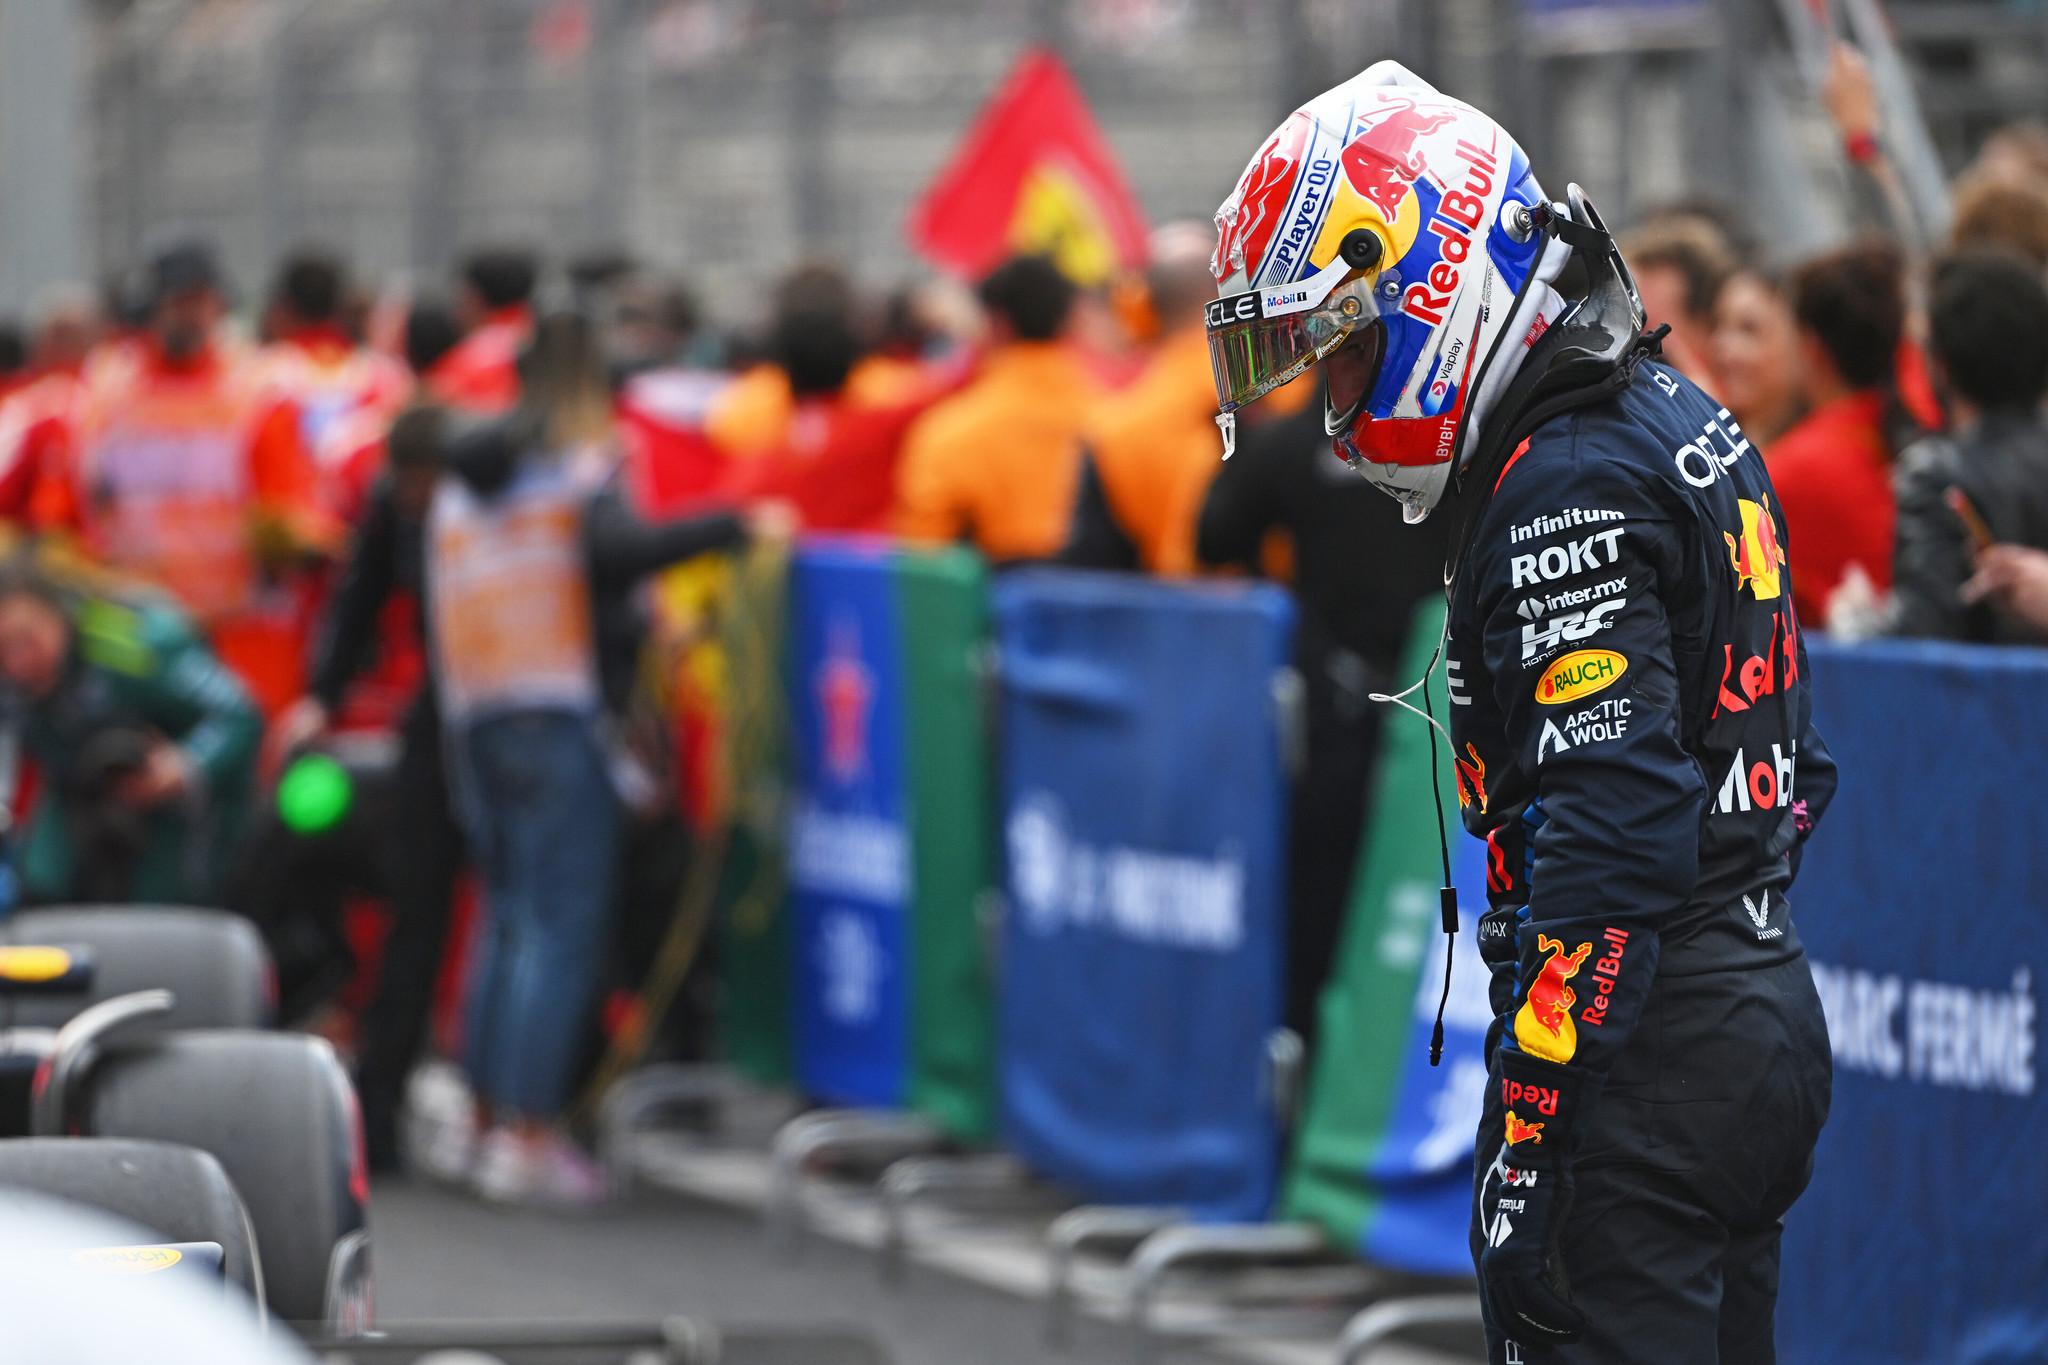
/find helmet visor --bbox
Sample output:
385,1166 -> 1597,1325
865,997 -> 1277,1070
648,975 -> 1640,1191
1206,270 -> 1384,413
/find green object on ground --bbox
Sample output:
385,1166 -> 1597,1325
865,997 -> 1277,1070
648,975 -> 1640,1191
277,753 -> 354,835
897,546 -> 997,1143
1280,596 -> 1453,1249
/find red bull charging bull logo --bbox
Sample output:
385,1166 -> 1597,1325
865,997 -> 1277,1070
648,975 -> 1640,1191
1725,495 -> 1786,601
1503,1110 -> 1545,1146
1213,89 -> 1479,293
1515,934 -> 1592,1063
1339,97 -> 1456,222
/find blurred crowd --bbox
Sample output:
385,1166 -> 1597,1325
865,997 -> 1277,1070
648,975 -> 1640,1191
1,40 -> 2046,1209
1622,46 -> 2048,644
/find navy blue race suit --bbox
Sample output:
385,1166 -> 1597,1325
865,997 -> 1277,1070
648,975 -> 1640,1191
1448,355 -> 1838,1364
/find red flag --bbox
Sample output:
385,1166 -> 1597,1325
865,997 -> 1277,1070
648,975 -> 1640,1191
906,48 -> 1149,286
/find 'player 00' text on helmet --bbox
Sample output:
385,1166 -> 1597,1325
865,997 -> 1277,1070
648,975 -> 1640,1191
1207,62 -> 1558,521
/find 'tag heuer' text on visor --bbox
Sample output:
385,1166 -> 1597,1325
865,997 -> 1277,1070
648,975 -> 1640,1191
1206,256 -> 1388,413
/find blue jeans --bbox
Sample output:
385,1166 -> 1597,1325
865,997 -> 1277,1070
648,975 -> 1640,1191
457,710 -> 620,1117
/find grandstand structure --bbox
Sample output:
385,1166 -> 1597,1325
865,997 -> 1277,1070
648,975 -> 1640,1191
24,0 -> 2048,318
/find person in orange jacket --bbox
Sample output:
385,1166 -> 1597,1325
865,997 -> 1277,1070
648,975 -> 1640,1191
892,254 -> 1102,563
40,238 -> 339,716
1060,223 -> 1226,574
725,295 -> 930,533
257,250 -> 411,513
426,248 -> 538,415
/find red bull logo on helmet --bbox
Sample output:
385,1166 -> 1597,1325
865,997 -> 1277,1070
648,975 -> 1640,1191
1216,88 -> 1488,293
1339,96 -> 1457,222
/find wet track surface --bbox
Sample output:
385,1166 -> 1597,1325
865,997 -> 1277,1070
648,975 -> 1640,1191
370,1176 -> 1229,1365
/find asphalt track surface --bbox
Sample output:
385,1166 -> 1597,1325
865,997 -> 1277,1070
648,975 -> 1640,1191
369,1175 -> 1230,1365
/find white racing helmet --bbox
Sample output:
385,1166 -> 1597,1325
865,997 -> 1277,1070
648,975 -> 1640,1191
1208,62 -> 1576,521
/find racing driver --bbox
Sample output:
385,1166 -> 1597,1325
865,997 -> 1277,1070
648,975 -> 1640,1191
1204,63 -> 1837,1362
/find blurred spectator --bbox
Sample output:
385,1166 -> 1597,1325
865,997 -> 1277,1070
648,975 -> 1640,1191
1947,178 -> 2048,270
45,237 -> 338,716
1066,282 -> 1148,390
0,285 -> 101,525
406,299 -> 464,378
0,558 -> 259,905
258,250 -> 411,499
428,247 -> 539,414
427,313 -> 761,1205
1196,384 -> 1449,1044
0,323 -> 27,399
272,404 -> 459,1167
844,279 -> 971,408
1960,543 -> 2048,630
846,284 -> 939,409
1620,214 -> 1733,394
1892,252 -> 2048,643
318,297 -> 466,527
1963,121 -> 2048,195
566,249 -> 637,317
893,254 -> 1101,562
722,295 -> 928,533
101,263 -> 153,342
625,262 -> 860,515
1823,42 -> 1928,250
1642,196 -> 1761,268
597,272 -> 698,382
1711,268 -> 1806,447
1770,242 -> 1906,627
1061,221 -> 1222,573
705,259 -> 858,461
27,285 -> 99,376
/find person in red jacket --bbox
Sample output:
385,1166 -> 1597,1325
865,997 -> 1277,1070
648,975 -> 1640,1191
0,285 -> 100,527
257,251 -> 411,513
1766,242 -> 1907,628
39,239 -> 340,716
427,248 -> 537,415
723,297 -> 927,533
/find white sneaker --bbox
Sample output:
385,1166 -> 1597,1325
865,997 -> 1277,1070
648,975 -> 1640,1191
523,1131 -> 607,1209
402,1059 -> 478,1184
469,1125 -> 532,1204
469,1127 -> 607,1209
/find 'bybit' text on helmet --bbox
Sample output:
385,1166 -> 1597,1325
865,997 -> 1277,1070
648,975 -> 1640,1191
1207,62 -> 1639,522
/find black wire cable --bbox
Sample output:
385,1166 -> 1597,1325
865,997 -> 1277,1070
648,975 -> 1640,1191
1420,648 -> 1458,1066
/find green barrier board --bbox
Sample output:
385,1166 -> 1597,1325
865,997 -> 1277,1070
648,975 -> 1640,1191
898,547 -> 997,1141
1281,596 -> 1452,1244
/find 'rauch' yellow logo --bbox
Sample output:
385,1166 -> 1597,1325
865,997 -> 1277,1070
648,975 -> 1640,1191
1535,650 -> 1627,705
71,1245 -> 183,1274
